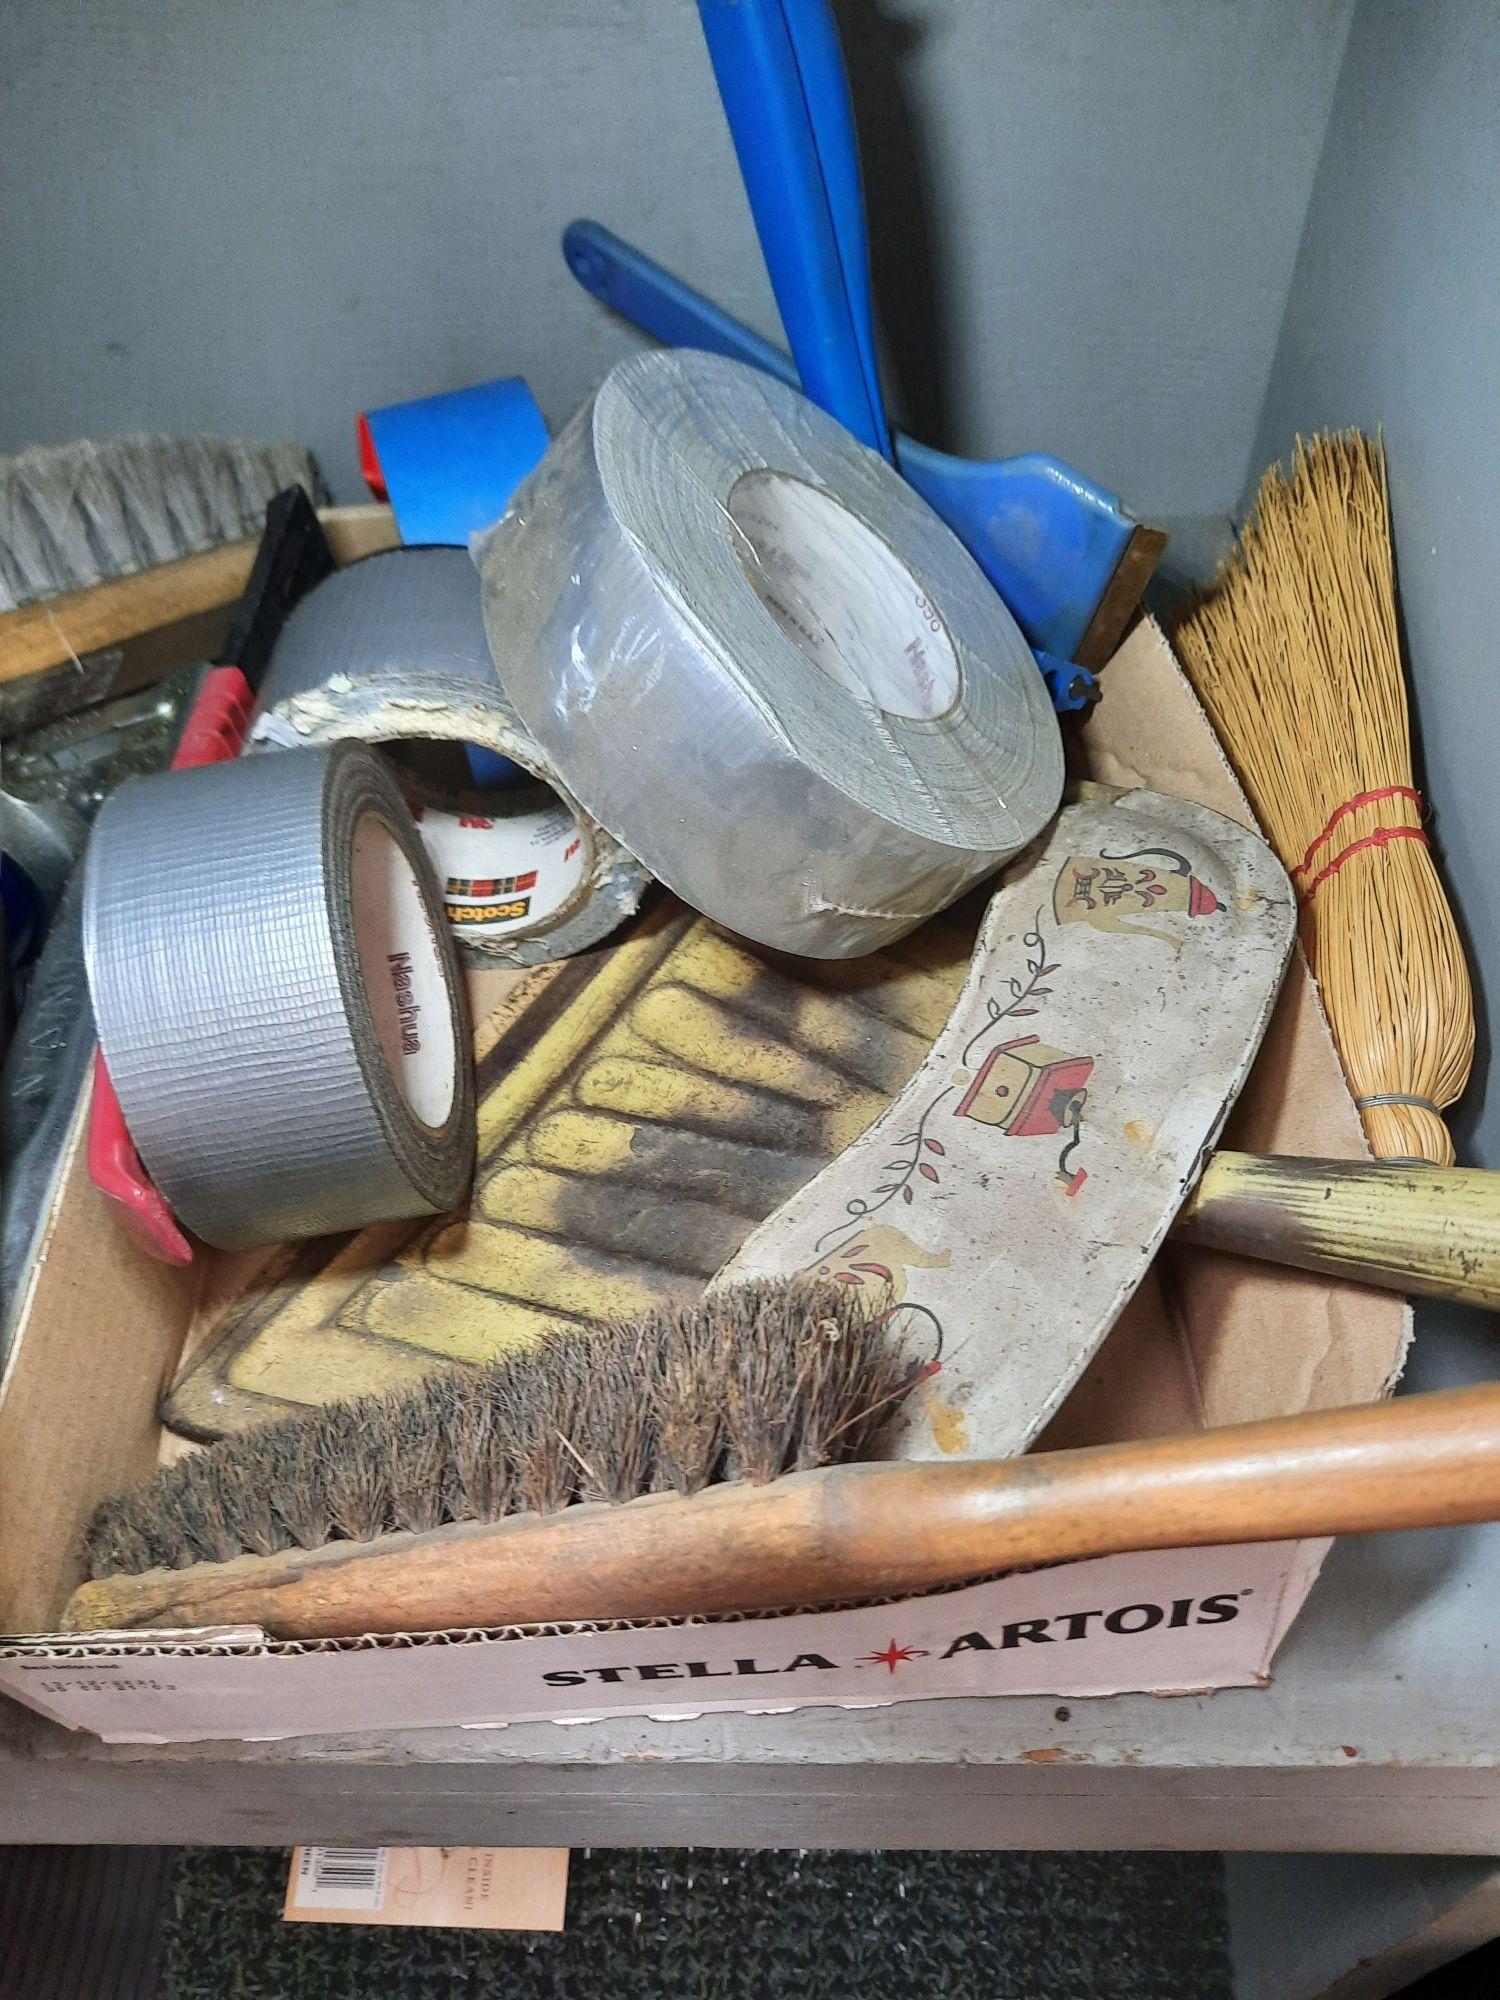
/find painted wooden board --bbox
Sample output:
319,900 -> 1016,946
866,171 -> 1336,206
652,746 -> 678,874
722,788 -> 1295,1460
163,901 -> 979,1437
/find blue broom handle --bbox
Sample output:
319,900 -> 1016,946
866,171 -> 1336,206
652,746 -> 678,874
695,0 -> 893,457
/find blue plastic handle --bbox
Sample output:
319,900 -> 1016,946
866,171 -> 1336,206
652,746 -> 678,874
695,0 -> 892,458
563,222 -> 801,385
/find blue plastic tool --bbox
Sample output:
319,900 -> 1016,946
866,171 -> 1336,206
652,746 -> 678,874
564,220 -> 1163,673
695,0 -> 891,457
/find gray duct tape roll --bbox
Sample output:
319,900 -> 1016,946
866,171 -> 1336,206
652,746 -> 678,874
82,741 -> 475,1250
249,547 -> 649,964
478,349 -> 1065,958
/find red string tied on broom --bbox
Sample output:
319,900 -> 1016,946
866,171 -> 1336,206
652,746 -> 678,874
1291,784 -> 1429,901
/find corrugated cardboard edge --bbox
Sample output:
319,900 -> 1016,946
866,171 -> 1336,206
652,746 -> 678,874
0,1538 -> 1302,1744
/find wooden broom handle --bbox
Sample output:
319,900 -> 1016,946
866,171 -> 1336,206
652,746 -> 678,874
63,1381 -> 1500,1640
1176,1152 -> 1500,1308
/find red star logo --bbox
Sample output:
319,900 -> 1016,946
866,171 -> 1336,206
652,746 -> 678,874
859,1638 -> 931,1674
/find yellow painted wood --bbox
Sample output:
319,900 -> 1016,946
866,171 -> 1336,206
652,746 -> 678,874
356,1276 -> 597,1363
474,1163 -> 585,1232
1179,1152 -> 1500,1309
629,985 -> 858,1105
228,1314 -> 446,1406
423,1218 -> 691,1324
475,1162 -> 751,1272
175,898 -> 970,1435
575,1055 -> 800,1133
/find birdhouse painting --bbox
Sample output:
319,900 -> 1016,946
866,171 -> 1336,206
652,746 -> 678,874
954,1036 -> 1092,1136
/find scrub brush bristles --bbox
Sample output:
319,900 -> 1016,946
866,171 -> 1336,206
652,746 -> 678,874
84,1280 -> 920,1584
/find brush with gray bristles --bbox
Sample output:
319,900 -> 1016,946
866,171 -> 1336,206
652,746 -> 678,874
0,435 -> 323,611
63,1276 -> 1500,1643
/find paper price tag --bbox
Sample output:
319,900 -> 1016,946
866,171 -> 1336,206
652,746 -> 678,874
291,1845 -> 388,1912
285,1846 -> 568,1931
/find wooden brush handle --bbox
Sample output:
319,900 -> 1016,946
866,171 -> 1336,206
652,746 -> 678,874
1177,1152 -> 1500,1308
63,1382 -> 1500,1639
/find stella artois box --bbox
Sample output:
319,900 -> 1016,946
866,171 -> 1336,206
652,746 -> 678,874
0,625 -> 1409,1744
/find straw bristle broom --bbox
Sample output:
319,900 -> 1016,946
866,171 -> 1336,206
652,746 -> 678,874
1174,431 -> 1472,1166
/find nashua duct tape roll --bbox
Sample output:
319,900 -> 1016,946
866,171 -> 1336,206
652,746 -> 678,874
83,741 -> 475,1250
478,349 -> 1065,958
249,547 -> 649,964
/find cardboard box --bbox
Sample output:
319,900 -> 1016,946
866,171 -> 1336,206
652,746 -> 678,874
0,621 -> 1409,1742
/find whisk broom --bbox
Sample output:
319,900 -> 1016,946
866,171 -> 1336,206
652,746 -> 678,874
59,1279 -> 1500,1640
1175,432 -> 1473,1166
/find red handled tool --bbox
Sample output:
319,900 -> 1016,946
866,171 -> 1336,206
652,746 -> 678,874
87,487 -> 334,1261
355,412 -> 389,502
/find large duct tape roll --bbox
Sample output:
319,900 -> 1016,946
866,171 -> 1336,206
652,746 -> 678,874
249,547 -> 649,965
83,741 -> 475,1250
478,349 -> 1064,958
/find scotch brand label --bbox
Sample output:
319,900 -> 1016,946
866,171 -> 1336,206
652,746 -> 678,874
410,797 -> 585,941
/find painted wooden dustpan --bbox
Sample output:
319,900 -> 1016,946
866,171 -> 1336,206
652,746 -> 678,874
722,786 -> 1296,1460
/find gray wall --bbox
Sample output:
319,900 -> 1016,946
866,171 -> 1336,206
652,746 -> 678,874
1251,0 -> 1500,1163
1232,10 -> 1500,1982
6,0 -> 1489,1132
2,0 -> 1351,513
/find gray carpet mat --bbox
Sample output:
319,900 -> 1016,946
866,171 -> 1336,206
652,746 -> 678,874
159,1846 -> 1232,1999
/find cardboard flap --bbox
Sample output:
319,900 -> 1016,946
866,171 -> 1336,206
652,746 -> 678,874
1072,622 -> 1410,1432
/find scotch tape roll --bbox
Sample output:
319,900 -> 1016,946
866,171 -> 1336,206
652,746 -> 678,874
249,547 -> 649,964
477,349 -> 1064,958
82,741 -> 475,1250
